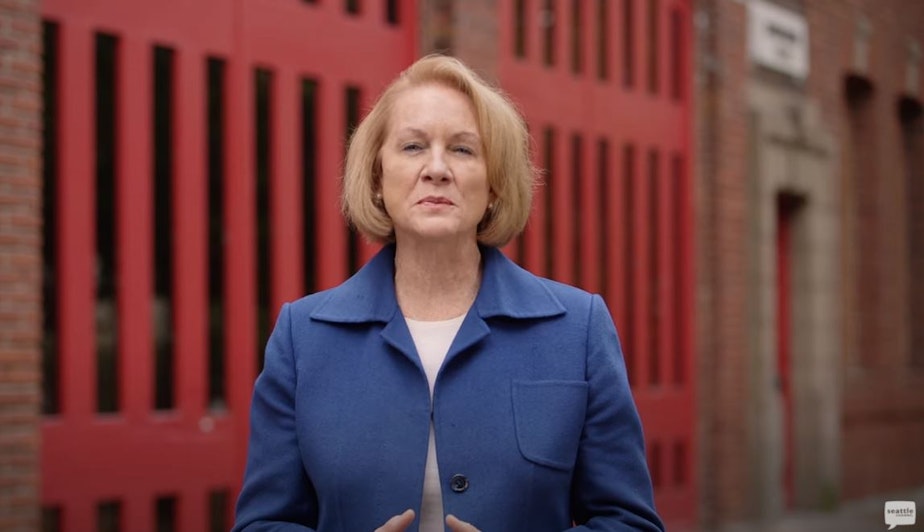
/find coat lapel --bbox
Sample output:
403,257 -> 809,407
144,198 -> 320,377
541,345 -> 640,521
308,244 -> 568,370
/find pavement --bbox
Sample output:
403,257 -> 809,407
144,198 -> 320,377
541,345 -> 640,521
710,485 -> 924,532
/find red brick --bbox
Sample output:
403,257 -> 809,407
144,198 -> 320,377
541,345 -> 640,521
0,1 -> 41,530
698,0 -> 924,524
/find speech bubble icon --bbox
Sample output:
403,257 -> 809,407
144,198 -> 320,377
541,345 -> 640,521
884,501 -> 916,530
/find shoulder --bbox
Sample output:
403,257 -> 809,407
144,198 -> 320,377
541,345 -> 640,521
534,276 -> 596,308
285,288 -> 338,321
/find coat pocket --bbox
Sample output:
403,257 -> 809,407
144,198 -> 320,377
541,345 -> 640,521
512,380 -> 589,471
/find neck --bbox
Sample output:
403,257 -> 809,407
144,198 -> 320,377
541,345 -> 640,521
393,237 -> 482,321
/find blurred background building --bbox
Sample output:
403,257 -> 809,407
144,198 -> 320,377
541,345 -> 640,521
0,0 -> 920,531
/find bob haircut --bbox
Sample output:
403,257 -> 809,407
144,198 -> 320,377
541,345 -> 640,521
342,54 -> 536,248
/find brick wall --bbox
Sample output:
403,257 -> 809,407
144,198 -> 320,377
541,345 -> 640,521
694,0 -> 752,525
0,1 -> 43,531
697,0 -> 924,525
418,0 -> 500,83
807,0 -> 924,501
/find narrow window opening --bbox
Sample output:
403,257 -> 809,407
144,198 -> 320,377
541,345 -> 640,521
844,74 -> 877,368
155,496 -> 176,532
649,441 -> 663,488
514,0 -> 527,58
207,57 -> 227,410
543,127 -> 556,278
302,79 -> 318,295
542,0 -> 556,67
571,133 -> 583,286
97,500 -> 121,532
254,68 -> 273,373
597,138 -> 610,298
670,8 -> 683,101
41,20 -> 60,415
570,0 -> 584,74
900,96 -> 924,367
346,0 -> 360,15
623,143 -> 636,381
209,490 -> 230,532
623,0 -> 635,88
153,45 -> 175,411
647,0 -> 659,94
95,32 -> 119,414
515,234 -> 526,266
672,440 -> 688,486
42,506 -> 61,532
597,0 -> 610,80
345,86 -> 362,274
386,0 -> 399,24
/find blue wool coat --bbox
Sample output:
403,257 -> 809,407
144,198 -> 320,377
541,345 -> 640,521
233,245 -> 664,531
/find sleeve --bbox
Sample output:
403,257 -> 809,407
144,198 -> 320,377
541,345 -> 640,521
232,303 -> 319,531
567,295 -> 665,532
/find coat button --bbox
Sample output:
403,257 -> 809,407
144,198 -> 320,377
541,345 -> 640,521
450,474 -> 469,493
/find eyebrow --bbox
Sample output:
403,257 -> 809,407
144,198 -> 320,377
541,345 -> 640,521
395,127 -> 482,143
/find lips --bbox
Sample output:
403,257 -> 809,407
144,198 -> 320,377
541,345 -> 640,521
418,196 -> 454,206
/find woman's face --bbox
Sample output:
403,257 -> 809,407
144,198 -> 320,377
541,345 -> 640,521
379,83 -> 491,246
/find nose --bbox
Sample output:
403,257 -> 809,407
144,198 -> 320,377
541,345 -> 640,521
423,148 -> 451,182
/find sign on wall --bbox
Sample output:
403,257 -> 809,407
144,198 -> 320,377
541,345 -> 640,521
748,0 -> 810,80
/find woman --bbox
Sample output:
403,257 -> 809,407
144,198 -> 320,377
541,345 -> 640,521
233,55 -> 664,532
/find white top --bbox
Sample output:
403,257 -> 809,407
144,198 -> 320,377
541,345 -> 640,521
405,314 -> 466,532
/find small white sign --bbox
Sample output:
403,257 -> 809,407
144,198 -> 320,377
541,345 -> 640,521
748,0 -> 810,79
884,500 -> 916,530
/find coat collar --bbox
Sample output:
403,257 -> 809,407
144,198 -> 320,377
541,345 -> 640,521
310,244 -> 566,324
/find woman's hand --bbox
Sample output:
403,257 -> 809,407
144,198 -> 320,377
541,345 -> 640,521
446,514 -> 480,532
375,509 -> 415,532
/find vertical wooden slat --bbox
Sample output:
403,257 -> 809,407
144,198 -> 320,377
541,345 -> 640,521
271,67 -> 303,314
676,4 -> 696,514
605,137 -> 625,328
63,498 -> 94,532
524,126 -> 546,275
117,36 -> 154,420
632,144 -> 650,387
647,148 -> 660,387
580,134 -> 599,294
173,48 -> 207,422
622,143 -> 637,381
224,57 -> 258,490
658,149 -> 673,388
355,85 -> 379,268
122,495 -> 152,532
57,23 -> 95,421
551,125 -> 573,283
177,487 -> 205,532
556,0 -> 568,71
677,153 -> 691,386
315,80 -> 347,288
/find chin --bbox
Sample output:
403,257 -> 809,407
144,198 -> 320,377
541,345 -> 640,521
402,224 -> 476,243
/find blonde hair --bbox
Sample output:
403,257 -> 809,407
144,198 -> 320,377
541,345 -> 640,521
342,54 -> 536,247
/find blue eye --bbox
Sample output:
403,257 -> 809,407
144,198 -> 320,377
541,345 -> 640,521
453,145 -> 475,155
402,143 -> 423,152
